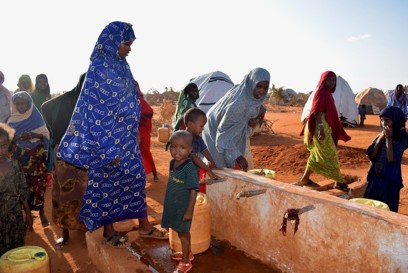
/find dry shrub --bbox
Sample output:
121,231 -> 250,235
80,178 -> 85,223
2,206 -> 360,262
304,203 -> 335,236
145,90 -> 180,106
158,99 -> 175,128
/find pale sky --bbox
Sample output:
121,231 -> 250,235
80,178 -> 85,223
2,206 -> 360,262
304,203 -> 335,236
1,0 -> 407,94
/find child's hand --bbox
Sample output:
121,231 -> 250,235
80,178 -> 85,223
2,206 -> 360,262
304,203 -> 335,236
382,125 -> 393,138
236,156 -> 248,171
248,118 -> 260,128
183,211 -> 193,221
207,170 -> 220,179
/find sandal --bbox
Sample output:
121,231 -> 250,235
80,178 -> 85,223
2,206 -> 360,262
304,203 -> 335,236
104,233 -> 129,248
41,219 -> 50,228
173,261 -> 192,273
55,237 -> 69,248
139,227 -> 169,240
291,181 -> 304,187
334,183 -> 349,192
171,251 -> 194,261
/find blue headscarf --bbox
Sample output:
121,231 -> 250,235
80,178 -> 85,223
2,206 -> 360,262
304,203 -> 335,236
57,21 -> 141,170
379,106 -> 407,141
90,21 -> 135,61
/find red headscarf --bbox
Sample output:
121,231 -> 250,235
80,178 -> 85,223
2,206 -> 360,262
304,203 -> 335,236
301,71 -> 350,145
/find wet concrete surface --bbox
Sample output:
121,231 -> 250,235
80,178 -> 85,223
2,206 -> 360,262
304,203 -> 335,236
130,236 -> 281,273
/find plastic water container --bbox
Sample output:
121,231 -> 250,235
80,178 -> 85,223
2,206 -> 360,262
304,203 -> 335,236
158,126 -> 169,143
0,246 -> 50,273
169,193 -> 211,254
349,198 -> 390,210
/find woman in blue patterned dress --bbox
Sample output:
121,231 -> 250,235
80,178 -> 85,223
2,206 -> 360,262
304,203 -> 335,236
57,21 -> 167,246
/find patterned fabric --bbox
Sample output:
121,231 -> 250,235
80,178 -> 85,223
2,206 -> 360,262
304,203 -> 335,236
161,159 -> 199,232
202,67 -> 270,168
57,21 -> 147,231
304,114 -> 344,183
9,142 -> 48,210
8,91 -> 49,210
51,146 -> 87,231
0,161 -> 29,255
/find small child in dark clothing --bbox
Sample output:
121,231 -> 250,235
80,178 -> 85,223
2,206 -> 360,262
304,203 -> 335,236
183,108 -> 220,189
161,131 -> 198,273
359,104 -> 367,127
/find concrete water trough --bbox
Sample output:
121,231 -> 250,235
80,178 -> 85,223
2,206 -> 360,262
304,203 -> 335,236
86,168 -> 408,273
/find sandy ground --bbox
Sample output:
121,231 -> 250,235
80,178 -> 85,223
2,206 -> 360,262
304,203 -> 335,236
24,105 -> 408,272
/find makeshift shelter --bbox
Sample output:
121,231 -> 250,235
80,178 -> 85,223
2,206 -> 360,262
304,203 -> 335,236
355,87 -> 387,115
190,71 -> 234,114
301,75 -> 359,127
269,88 -> 297,105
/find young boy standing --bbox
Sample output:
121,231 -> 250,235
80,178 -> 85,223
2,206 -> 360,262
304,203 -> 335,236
184,108 -> 220,178
162,131 -> 198,273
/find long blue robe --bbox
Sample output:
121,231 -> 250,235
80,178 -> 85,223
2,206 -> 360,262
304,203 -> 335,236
57,22 -> 147,231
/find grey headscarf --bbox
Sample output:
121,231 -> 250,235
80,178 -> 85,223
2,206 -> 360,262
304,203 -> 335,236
202,67 -> 270,168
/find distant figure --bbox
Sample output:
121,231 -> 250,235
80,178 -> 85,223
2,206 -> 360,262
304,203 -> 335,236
137,82 -> 158,181
359,104 -> 367,127
32,74 -> 53,176
184,108 -> 220,192
15,74 -> 34,93
297,71 -> 351,190
364,106 -> 407,212
41,73 -> 88,247
202,67 -> 270,170
0,123 -> 33,256
172,83 -> 199,132
31,74 -> 52,113
7,91 -> 50,227
167,82 -> 199,150
162,131 -> 198,273
0,71 -> 12,123
387,84 -> 407,117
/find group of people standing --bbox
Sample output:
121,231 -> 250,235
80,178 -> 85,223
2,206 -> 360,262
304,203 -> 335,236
0,73 -> 52,255
0,21 -> 165,259
0,20 -> 407,273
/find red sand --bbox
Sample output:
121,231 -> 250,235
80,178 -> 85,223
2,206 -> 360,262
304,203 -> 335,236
24,105 -> 408,272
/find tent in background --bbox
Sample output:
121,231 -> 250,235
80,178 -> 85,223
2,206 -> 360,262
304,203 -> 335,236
301,75 -> 359,127
355,87 -> 387,115
190,71 -> 234,114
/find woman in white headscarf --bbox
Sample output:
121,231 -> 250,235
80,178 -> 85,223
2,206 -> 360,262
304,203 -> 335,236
202,67 -> 270,170
7,91 -> 50,227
